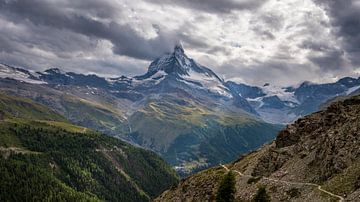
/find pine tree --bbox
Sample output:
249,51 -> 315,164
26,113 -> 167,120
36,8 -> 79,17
216,171 -> 236,202
253,186 -> 271,202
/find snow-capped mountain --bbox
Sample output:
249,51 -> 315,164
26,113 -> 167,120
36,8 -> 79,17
0,63 -> 45,84
227,77 -> 360,123
2,45 -> 360,124
134,44 -> 232,98
2,45 -> 360,175
0,46 -> 279,175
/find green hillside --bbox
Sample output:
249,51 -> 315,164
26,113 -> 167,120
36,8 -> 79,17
0,95 -> 178,201
60,95 -> 129,135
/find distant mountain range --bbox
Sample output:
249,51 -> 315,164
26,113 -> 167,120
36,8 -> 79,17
1,45 -> 359,175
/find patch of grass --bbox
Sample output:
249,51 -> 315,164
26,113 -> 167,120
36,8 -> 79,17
61,95 -> 128,135
39,121 -> 89,133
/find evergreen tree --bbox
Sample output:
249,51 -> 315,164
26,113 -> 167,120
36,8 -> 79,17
216,171 -> 236,202
253,186 -> 271,202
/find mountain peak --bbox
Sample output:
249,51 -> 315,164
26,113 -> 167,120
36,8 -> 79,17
174,43 -> 184,55
44,68 -> 64,74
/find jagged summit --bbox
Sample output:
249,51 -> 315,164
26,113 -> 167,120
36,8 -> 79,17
132,44 -> 234,98
174,43 -> 185,54
136,44 -> 221,81
44,68 -> 64,74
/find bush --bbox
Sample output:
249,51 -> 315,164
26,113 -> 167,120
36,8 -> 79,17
216,171 -> 236,202
287,188 -> 300,198
253,186 -> 270,202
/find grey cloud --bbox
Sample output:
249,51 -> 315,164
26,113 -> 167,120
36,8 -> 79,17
313,0 -> 360,65
249,12 -> 283,41
309,50 -> 346,71
0,0 -> 359,87
144,0 -> 267,13
218,59 -> 318,86
0,0 -> 176,60
260,13 -> 284,30
300,40 -> 347,71
252,26 -> 276,40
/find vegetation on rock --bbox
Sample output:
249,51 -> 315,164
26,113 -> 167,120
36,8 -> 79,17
253,186 -> 271,202
216,171 -> 236,202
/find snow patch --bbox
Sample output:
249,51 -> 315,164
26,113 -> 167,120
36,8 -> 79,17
246,97 -> 264,109
182,69 -> 232,98
0,64 -> 46,84
261,85 -> 299,103
346,85 -> 360,95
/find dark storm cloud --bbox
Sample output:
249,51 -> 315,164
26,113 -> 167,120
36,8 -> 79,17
309,50 -> 346,71
0,0 -> 176,60
300,40 -> 346,71
313,0 -> 360,65
144,0 -> 267,13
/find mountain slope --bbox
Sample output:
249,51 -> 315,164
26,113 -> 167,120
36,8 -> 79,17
156,95 -> 360,201
0,92 -> 66,122
0,47 -> 280,175
0,78 -> 130,136
0,93 -> 178,201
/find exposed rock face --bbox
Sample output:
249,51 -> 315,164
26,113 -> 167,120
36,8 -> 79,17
155,95 -> 360,201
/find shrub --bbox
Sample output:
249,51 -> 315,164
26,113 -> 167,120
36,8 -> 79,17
216,171 -> 236,202
253,186 -> 270,202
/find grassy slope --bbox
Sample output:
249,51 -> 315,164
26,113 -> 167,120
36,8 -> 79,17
0,93 -> 66,122
60,95 -> 129,135
0,81 -> 129,136
0,94 -> 178,201
129,96 -> 281,175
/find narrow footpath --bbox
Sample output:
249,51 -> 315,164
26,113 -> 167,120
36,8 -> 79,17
221,164 -> 344,202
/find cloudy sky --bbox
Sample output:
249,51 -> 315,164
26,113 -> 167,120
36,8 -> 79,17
0,0 -> 359,86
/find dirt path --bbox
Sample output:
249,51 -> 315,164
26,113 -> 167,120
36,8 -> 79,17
221,164 -> 344,202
